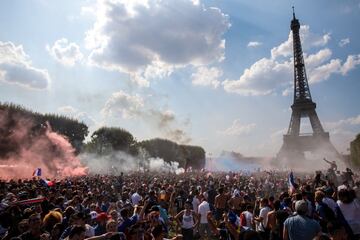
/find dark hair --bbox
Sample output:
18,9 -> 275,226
273,200 -> 281,210
338,189 -> 354,204
120,208 -> 129,218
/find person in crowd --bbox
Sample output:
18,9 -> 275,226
267,200 -> 288,240
214,187 -> 228,222
240,205 -> 254,230
336,188 -> 360,238
175,200 -> 198,240
283,200 -> 321,240
254,198 -> 271,239
198,193 -> 212,239
0,168 -> 359,240
19,213 -> 49,240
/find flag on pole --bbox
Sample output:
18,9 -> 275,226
33,168 -> 42,177
288,171 -> 296,194
40,179 -> 54,187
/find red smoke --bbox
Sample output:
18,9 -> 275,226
0,109 -> 87,180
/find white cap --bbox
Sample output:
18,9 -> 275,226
90,211 -> 98,220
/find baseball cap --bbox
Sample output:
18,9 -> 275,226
90,211 -> 98,220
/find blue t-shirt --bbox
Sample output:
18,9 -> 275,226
284,214 -> 321,240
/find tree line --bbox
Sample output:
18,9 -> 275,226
0,103 -> 205,169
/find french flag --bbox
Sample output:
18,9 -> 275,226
288,171 -> 297,194
33,168 -> 42,177
40,179 -> 54,187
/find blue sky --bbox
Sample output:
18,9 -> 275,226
0,0 -> 360,157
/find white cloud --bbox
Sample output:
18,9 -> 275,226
340,54 -> 360,75
191,66 -> 222,88
219,119 -> 256,135
271,25 -> 330,59
282,87 -> 292,96
222,57 -> 292,96
325,115 -> 360,129
223,25 -> 360,96
58,105 -> 77,114
85,0 -> 230,76
308,59 -> 342,84
323,115 -> 360,153
46,38 -> 83,66
339,38 -> 350,47
304,48 -> 332,69
58,105 -> 96,126
247,41 -> 262,48
101,90 -> 191,143
0,41 -> 50,89
101,90 -> 144,119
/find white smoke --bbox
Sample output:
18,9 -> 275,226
80,152 -> 185,175
148,157 -> 185,174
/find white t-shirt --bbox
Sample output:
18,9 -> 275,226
243,211 -> 254,229
85,224 -> 95,237
256,206 -> 271,232
192,196 -> 200,213
198,201 -> 210,224
131,192 -> 142,206
337,199 -> 360,235
322,197 -> 337,214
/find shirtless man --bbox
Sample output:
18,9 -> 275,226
228,192 -> 242,215
214,187 -> 228,221
267,200 -> 289,240
323,158 -> 337,171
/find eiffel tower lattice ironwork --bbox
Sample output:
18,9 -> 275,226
277,8 -> 341,164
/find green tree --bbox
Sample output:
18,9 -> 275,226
139,138 -> 206,169
0,102 -> 88,155
86,127 -> 138,155
180,145 -> 206,169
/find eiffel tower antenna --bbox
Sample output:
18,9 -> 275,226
277,10 -> 341,168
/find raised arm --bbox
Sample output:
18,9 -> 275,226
323,158 -> 331,164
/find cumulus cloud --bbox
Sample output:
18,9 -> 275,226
308,59 -> 342,84
247,41 -> 262,48
325,115 -> 360,129
57,105 -> 96,127
340,54 -> 360,75
102,90 -> 191,143
84,0 -> 230,81
323,115 -> 360,153
271,25 -> 330,59
339,38 -> 350,47
46,38 -> 83,66
101,91 -> 144,119
191,66 -> 222,88
223,58 -> 292,95
0,41 -> 50,89
223,25 -> 360,96
219,119 -> 256,136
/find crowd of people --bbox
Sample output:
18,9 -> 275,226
0,165 -> 359,240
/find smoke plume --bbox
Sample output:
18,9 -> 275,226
79,152 -> 185,175
0,109 -> 87,179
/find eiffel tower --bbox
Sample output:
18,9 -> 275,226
277,8 -> 341,167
